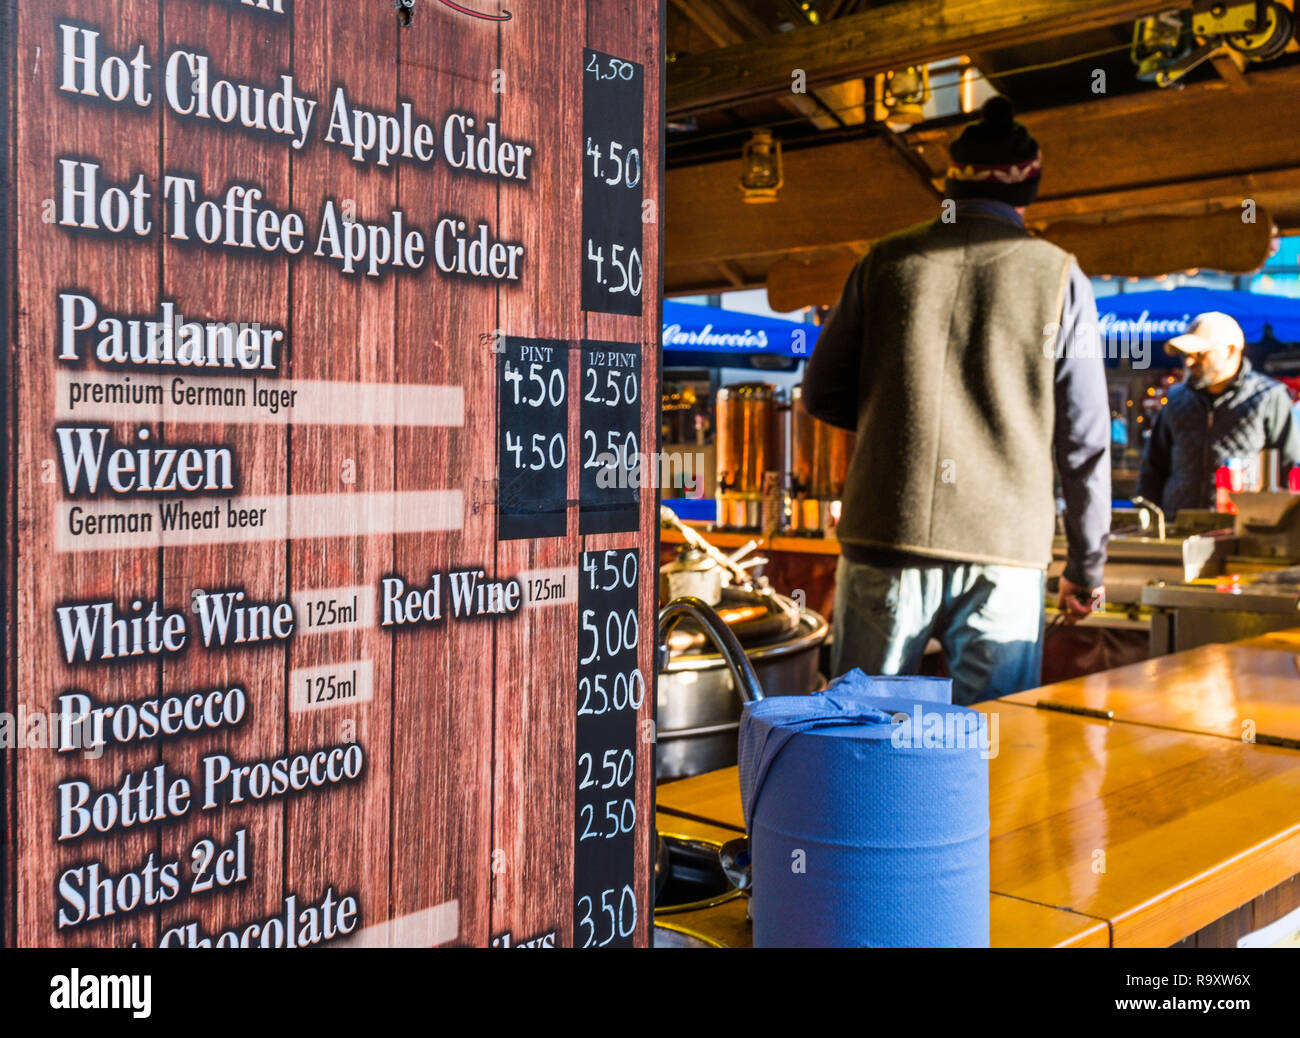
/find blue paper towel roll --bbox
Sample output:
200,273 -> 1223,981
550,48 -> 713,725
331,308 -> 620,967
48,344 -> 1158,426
739,672 -> 990,947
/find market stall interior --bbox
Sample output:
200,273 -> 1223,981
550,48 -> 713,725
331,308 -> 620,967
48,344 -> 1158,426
653,0 -> 1300,947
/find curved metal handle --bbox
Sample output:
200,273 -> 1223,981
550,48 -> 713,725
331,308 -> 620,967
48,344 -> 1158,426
1132,495 -> 1166,541
657,595 -> 765,702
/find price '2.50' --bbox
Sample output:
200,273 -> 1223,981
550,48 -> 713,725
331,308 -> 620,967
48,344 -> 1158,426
577,747 -> 635,790
583,429 -> 638,472
585,239 -> 642,297
583,365 -> 639,407
579,797 -> 636,841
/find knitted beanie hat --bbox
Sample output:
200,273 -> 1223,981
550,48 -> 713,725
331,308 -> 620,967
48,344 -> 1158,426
945,96 -> 1042,207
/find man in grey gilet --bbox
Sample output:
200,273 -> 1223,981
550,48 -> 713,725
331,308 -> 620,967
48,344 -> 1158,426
802,96 -> 1110,705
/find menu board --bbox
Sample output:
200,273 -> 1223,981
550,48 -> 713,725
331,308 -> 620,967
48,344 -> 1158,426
1,0 -> 660,949
574,547 -> 641,947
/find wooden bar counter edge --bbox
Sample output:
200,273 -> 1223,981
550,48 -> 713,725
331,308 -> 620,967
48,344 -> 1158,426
661,525 -> 842,557
656,628 -> 1300,948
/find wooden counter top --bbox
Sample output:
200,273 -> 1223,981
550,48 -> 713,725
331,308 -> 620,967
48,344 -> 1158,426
661,526 -> 842,557
657,702 -> 1300,947
1237,629 -> 1300,652
1002,637 -> 1300,745
654,812 -> 1110,948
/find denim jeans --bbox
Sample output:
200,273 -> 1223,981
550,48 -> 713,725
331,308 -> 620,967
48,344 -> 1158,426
831,555 -> 1045,705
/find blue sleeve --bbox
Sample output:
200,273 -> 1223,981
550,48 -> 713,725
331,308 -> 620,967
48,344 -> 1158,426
1053,263 -> 1111,589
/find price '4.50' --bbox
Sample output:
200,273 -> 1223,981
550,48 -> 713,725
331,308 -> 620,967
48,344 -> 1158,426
582,549 -> 638,591
586,239 -> 642,297
586,138 -> 641,189
504,431 -> 565,471
503,359 -> 565,407
586,53 -> 637,81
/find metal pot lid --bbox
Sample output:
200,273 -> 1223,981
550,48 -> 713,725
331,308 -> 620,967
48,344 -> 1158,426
664,607 -> 828,673
664,587 -> 802,652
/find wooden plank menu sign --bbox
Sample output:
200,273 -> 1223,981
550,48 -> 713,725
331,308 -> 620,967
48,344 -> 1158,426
1,0 -> 661,949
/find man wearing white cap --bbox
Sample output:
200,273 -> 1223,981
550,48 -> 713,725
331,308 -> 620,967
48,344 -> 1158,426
1137,311 -> 1300,516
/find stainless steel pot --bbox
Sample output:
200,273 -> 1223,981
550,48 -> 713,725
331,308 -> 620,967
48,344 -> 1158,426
656,607 -> 827,780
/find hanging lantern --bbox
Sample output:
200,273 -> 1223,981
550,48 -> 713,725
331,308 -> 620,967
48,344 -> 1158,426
875,65 -> 931,126
739,129 -> 783,204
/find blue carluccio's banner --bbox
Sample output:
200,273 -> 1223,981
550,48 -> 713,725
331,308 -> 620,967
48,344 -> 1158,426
1,0 -> 662,948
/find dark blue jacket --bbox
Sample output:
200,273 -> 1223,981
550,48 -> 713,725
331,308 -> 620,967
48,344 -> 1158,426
1137,358 -> 1300,516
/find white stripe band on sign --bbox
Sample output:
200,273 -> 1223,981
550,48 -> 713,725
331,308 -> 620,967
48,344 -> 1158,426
56,371 -> 464,427
289,659 -> 374,714
331,900 -> 460,948
56,490 -> 464,551
292,585 -> 374,634
518,566 -> 577,608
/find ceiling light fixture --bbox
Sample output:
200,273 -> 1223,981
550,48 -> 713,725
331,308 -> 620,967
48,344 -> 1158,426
739,130 -> 783,204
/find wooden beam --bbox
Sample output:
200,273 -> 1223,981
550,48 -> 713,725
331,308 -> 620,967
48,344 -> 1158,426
708,0 -> 776,38
764,208 -> 1276,310
1210,49 -> 1251,93
905,63 -> 1300,202
666,135 -> 939,267
668,0 -> 741,48
716,260 -> 747,287
767,252 -> 861,311
817,78 -> 869,126
1028,167 -> 1300,223
666,63 -> 1300,274
667,0 -> 1180,116
666,279 -> 747,297
707,0 -> 870,125
1047,207 -> 1274,276
671,162 -> 1300,294
669,0 -> 855,130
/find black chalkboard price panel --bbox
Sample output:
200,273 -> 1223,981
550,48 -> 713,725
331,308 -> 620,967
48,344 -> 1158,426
574,548 -> 642,948
497,336 -> 570,541
581,49 -> 644,317
579,340 -> 642,535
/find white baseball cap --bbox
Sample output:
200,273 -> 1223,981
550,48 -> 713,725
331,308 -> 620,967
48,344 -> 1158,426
1165,311 -> 1246,355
